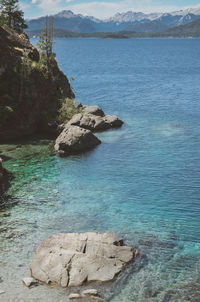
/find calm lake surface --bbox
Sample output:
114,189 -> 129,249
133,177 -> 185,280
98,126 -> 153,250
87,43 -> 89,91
1,38 -> 200,301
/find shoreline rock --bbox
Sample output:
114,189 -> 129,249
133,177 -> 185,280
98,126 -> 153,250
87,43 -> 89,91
67,113 -> 123,132
54,104 -> 123,156
30,232 -> 135,288
54,125 -> 101,156
82,105 -> 105,117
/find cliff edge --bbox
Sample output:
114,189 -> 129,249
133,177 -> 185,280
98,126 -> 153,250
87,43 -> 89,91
0,25 -> 74,141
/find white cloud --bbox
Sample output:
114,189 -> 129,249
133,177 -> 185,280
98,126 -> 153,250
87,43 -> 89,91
19,2 -> 32,11
66,0 -> 200,19
23,0 -> 200,19
30,0 -> 66,15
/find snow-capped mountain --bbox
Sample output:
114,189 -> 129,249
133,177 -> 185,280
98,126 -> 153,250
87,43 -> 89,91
26,7 -> 200,34
106,7 -> 200,24
171,7 -> 200,16
54,10 -> 101,23
105,11 -> 162,23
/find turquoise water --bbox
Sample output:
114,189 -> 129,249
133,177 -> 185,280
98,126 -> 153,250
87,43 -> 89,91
1,38 -> 200,301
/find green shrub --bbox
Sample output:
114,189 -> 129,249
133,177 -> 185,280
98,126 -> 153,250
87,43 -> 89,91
58,98 -> 81,124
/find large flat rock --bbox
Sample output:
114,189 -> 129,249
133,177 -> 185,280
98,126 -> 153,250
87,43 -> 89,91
30,232 -> 135,288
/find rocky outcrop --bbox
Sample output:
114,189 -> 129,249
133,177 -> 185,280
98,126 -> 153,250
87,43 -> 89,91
30,232 -> 135,288
54,104 -> 123,156
54,125 -> 101,156
0,158 -> 10,195
67,113 -> 123,132
82,105 -> 105,117
0,25 -> 74,141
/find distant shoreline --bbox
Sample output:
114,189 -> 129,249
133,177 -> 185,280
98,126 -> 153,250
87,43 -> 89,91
29,35 -> 200,39
28,31 -> 200,39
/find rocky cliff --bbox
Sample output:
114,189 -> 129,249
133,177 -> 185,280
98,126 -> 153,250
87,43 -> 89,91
0,25 -> 74,141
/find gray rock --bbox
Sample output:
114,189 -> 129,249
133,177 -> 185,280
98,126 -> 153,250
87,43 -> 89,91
30,232 -> 134,288
68,293 -> 82,299
103,115 -> 124,129
82,289 -> 98,296
82,105 -> 105,117
22,277 -> 37,287
0,290 -> 5,295
67,113 -> 123,132
54,126 -> 101,156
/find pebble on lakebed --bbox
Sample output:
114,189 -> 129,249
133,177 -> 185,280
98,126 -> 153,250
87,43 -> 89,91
82,289 -> 98,296
68,290 -> 102,300
68,293 -> 82,299
22,277 -> 38,287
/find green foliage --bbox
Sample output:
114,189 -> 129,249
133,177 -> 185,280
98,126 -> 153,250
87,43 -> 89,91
58,98 -> 81,123
37,16 -> 55,71
0,0 -> 27,33
0,12 -> 6,26
69,76 -> 75,95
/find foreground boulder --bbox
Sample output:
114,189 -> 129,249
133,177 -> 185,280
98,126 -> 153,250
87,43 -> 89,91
30,232 -> 135,287
68,113 -> 123,132
54,125 -> 101,156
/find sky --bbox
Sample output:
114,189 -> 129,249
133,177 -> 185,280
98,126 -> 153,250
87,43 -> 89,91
20,0 -> 200,19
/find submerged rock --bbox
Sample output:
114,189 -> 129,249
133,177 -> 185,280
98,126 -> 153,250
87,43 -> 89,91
30,232 -> 135,288
22,277 -> 38,287
67,113 -> 123,132
68,293 -> 82,299
54,125 -> 101,156
82,289 -> 98,296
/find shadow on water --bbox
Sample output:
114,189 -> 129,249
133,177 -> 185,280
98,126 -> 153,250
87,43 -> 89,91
0,195 -> 19,211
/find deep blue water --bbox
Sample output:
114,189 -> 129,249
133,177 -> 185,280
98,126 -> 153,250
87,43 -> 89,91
1,38 -> 200,301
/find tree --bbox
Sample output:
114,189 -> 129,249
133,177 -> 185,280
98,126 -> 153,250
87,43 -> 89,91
0,0 -> 27,33
37,16 -> 55,70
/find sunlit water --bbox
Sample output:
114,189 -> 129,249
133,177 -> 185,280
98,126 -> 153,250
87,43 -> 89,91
1,38 -> 200,301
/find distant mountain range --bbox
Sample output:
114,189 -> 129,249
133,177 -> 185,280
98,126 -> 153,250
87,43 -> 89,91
160,17 -> 200,37
26,7 -> 200,34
